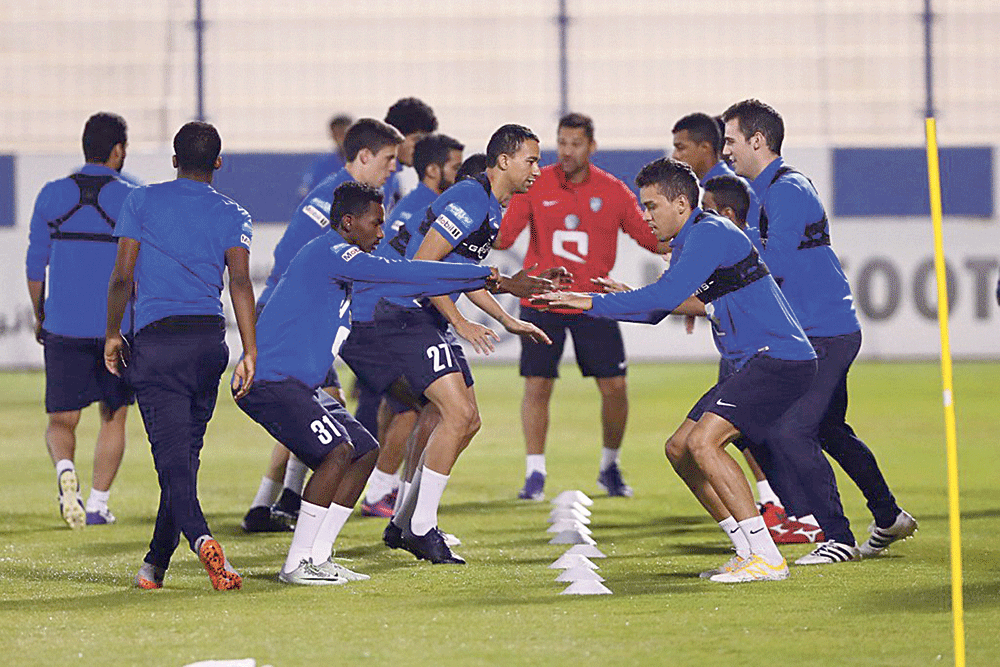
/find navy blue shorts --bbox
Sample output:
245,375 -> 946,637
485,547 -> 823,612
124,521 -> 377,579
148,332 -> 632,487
374,302 -> 473,396
518,306 -> 626,379
340,322 -> 405,397
236,378 -> 378,469
43,332 -> 134,414
687,354 -> 817,444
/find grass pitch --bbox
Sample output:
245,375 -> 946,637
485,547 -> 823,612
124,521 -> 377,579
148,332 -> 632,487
1,362 -> 997,666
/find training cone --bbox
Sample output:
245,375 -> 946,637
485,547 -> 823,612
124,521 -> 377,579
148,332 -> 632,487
552,490 -> 593,507
549,530 -> 597,546
556,567 -> 605,583
547,510 -> 591,525
560,580 -> 612,595
565,544 -> 606,558
549,553 -> 599,570
547,520 -> 592,535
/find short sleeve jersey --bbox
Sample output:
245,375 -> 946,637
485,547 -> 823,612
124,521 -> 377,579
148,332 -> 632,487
114,179 -> 252,331
258,167 -> 354,307
386,174 -> 500,308
25,164 -> 137,338
498,164 -> 660,307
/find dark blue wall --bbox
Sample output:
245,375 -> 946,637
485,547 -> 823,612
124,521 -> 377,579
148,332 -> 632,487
0,155 -> 14,227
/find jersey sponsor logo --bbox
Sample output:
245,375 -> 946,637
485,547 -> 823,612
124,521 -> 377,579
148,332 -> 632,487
391,219 -> 406,232
552,229 -> 588,264
436,214 -> 463,240
542,199 -> 559,207
590,197 -> 603,212
240,233 -> 251,248
564,214 -> 580,230
303,204 -> 330,228
341,247 -> 362,262
444,202 -> 473,227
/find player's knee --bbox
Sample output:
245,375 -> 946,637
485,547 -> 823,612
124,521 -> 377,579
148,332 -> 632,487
48,411 -> 80,431
664,433 -> 688,464
327,440 -> 354,467
597,376 -> 627,398
443,399 -> 479,436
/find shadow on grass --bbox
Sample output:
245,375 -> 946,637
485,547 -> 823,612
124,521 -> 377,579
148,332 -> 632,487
849,580 -> 1000,614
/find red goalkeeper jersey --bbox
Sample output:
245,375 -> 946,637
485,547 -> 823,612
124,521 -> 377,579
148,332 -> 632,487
497,163 -> 661,309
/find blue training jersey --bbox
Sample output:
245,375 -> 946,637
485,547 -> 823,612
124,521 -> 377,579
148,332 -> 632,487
258,167 -> 354,307
747,158 -> 859,338
115,179 -> 253,331
351,182 -> 439,323
387,173 -> 501,309
26,165 -> 137,338
589,208 -> 815,367
252,229 -> 491,388
298,151 -> 345,199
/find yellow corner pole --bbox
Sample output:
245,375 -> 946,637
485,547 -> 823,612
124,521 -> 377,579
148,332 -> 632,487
924,117 -> 965,666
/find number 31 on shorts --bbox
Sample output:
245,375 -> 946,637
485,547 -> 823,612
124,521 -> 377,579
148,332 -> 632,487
426,343 -> 454,372
310,414 -> 343,445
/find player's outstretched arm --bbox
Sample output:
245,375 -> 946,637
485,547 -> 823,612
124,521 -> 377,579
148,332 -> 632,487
226,246 -> 256,399
487,266 -> 554,298
531,291 -> 593,312
104,237 -> 140,376
465,289 -> 552,345
591,276 -> 632,293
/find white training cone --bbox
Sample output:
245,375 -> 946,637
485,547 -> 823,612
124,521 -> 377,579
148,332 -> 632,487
547,510 -> 591,525
556,567 -> 605,583
547,520 -> 593,535
560,580 -> 612,595
564,544 -> 606,558
549,553 -> 599,570
549,530 -> 597,546
552,490 -> 594,507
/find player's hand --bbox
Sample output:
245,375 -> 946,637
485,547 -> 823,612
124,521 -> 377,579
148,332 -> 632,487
34,318 -> 44,344
502,318 -> 552,345
538,265 -> 574,287
493,268 -> 553,298
104,334 -> 124,377
684,315 -> 696,334
454,318 -> 500,355
591,276 -> 632,293
231,354 -> 256,400
485,266 -> 501,293
530,291 -> 593,312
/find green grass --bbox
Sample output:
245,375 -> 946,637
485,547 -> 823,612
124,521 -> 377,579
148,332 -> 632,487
1,362 -> 997,666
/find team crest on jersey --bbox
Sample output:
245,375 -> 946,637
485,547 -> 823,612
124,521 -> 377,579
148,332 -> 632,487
444,203 -> 473,227
341,246 -> 362,262
590,197 -> 602,212
304,204 -> 330,228
240,233 -> 251,248
564,213 -> 580,230
436,214 -> 463,240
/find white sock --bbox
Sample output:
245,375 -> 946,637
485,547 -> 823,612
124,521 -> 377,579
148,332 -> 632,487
798,514 -> 819,527
719,516 -> 750,559
86,488 -> 110,512
55,459 -> 75,477
365,468 -> 397,505
409,467 -> 449,537
311,503 -> 353,564
250,476 -> 281,508
282,501 -> 326,573
599,447 -> 620,472
738,515 -> 783,565
756,479 -> 780,506
526,454 -> 546,476
283,456 -> 308,495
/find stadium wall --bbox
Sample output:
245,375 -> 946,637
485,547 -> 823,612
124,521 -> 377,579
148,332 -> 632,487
1,146 -> 997,369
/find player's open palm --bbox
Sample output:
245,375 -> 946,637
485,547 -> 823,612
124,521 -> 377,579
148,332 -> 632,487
504,319 -> 552,345
454,319 -> 500,355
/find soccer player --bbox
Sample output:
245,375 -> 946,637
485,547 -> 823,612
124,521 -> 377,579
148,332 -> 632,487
346,133 -> 466,518
297,113 -> 353,199
26,112 -> 136,528
537,158 -> 817,583
671,112 -> 747,188
722,99 -> 917,563
379,124 -> 552,564
105,121 -> 256,591
496,112 -> 668,501
383,97 -> 438,213
700,176 -> 788,530
241,118 -> 404,532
